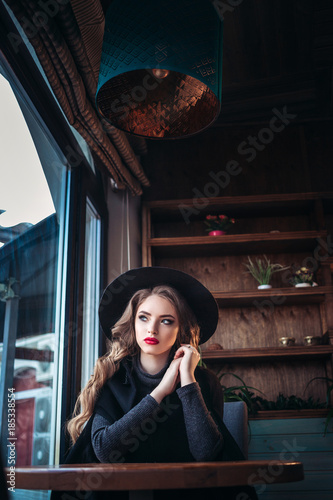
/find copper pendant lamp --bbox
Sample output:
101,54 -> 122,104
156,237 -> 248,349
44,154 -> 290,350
96,0 -> 223,139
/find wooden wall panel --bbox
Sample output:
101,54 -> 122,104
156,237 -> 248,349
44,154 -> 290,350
207,360 -> 328,402
143,127 -> 299,200
141,124 -> 328,202
142,124 -> 333,204
207,304 -> 322,350
304,122 -> 333,192
248,418 -> 333,498
324,214 -> 333,236
154,252 -> 321,291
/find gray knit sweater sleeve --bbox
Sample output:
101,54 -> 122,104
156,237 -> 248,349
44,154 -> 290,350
91,395 -> 159,463
92,383 -> 223,463
176,382 -> 223,461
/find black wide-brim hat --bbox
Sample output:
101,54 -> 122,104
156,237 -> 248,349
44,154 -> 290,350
98,266 -> 218,344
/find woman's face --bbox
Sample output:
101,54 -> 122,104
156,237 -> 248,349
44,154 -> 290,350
135,294 -> 180,357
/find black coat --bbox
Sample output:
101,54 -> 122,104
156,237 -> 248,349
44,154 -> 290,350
51,360 -> 258,500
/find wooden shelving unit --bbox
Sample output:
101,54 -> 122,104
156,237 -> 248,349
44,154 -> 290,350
202,345 -> 333,362
142,192 -> 333,416
212,286 -> 333,307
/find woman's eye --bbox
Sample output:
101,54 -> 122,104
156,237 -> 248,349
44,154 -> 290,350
138,315 -> 147,322
162,319 -> 173,325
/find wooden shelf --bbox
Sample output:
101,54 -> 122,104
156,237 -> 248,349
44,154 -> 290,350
147,231 -> 327,257
202,346 -> 333,362
145,192 -> 333,221
212,286 -> 333,307
249,409 -> 330,420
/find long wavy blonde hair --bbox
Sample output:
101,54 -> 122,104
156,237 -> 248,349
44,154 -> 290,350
66,285 -> 200,444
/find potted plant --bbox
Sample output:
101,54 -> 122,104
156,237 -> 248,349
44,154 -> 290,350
289,266 -> 314,287
218,372 -> 265,415
243,255 -> 289,289
252,393 -> 327,411
204,214 -> 235,236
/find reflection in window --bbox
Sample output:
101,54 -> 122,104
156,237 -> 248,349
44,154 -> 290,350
0,217 -> 59,464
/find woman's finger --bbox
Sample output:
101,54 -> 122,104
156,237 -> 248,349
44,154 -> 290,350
175,344 -> 198,358
174,348 -> 184,359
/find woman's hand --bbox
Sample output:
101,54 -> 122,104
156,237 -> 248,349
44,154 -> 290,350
150,357 -> 182,404
174,344 -> 200,387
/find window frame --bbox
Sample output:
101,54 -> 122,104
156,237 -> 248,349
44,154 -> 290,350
0,6 -> 109,464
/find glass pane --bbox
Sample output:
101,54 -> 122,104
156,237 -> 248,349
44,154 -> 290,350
81,198 -> 101,389
0,69 -> 67,499
0,74 -> 55,244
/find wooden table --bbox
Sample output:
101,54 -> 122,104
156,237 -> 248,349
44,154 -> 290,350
6,460 -> 304,498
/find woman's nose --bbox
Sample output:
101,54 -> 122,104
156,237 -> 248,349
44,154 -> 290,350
147,318 -> 159,334
147,324 -> 158,335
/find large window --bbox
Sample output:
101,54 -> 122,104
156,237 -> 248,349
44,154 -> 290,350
0,68 -> 69,499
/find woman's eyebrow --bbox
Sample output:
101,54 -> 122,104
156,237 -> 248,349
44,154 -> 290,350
138,310 -> 151,316
138,310 -> 175,319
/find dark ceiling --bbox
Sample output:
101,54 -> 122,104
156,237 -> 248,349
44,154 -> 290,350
215,0 -> 333,125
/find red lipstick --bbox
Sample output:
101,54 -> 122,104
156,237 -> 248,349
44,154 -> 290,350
144,338 -> 159,345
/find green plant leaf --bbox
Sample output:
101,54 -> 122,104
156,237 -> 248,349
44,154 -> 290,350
243,255 -> 289,285
218,372 -> 265,414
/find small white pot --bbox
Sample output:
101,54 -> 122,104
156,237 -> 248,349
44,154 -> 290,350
257,284 -> 272,289
295,283 -> 311,288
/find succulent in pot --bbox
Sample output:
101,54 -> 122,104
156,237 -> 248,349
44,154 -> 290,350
289,266 -> 314,287
244,255 -> 289,289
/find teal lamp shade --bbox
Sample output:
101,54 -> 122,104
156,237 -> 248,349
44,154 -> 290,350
96,0 -> 223,139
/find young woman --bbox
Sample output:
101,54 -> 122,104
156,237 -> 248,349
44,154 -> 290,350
52,267 -> 257,500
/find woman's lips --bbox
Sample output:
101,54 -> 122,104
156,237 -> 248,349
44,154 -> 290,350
144,338 -> 159,345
